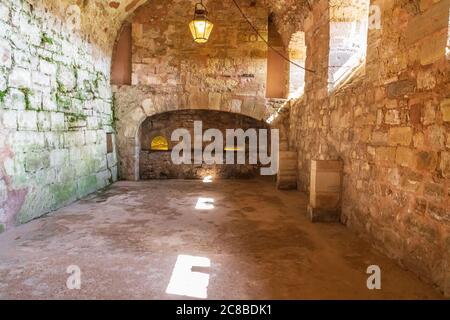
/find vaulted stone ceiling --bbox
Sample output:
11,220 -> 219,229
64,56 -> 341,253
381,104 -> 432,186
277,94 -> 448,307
62,0 -> 312,51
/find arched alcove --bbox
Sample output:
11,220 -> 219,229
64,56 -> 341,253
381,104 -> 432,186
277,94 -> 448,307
137,109 -> 269,180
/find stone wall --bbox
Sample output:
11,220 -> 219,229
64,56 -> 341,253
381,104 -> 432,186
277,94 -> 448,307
113,0 -> 271,180
139,109 -> 268,179
140,152 -> 260,180
131,0 -> 268,117
288,0 -> 450,295
0,0 -> 118,231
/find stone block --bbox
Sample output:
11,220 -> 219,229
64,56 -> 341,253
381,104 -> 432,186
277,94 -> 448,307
419,27 -> 447,66
18,110 -> 37,131
57,64 -> 77,91
64,131 -> 85,147
50,181 -> 77,207
208,92 -> 221,110
422,101 -> 436,125
415,151 -> 438,171
396,147 -> 415,168
37,111 -> 51,131
424,183 -> 444,198
277,151 -> 297,190
39,59 -> 57,76
405,0 -> 448,45
413,132 -> 425,148
440,152 -> 450,178
308,206 -> 341,223
41,93 -> 57,112
440,99 -> 450,122
385,168 -> 400,188
230,99 -> 242,113
0,42 -> 12,68
44,132 -> 64,149
2,110 -> 17,129
9,67 -> 31,88
32,71 -> 51,88
0,72 -> 6,91
85,130 -> 97,144
410,104 -> 423,127
426,125 -> 445,150
417,70 -> 436,90
50,149 -> 69,167
309,160 -> 342,223
375,147 -> 396,164
25,151 -> 50,172
141,98 -> 155,116
188,92 -> 209,109
371,131 -> 388,145
0,3 -> 9,22
389,127 -> 412,146
386,80 -> 416,98
87,116 -> 100,130
11,131 -> 45,148
96,170 -> 111,189
385,109 -> 400,125
0,179 -> 7,204
427,204 -> 449,222
14,50 -> 32,69
50,112 -> 65,131
385,99 -> 398,109
77,175 -> 98,198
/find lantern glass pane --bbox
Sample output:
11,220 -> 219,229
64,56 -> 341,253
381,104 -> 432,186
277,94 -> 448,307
189,18 -> 213,43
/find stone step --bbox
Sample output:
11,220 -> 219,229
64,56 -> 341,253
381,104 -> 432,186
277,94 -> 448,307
277,151 -> 298,190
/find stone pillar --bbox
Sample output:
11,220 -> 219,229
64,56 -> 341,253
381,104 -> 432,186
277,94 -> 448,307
308,160 -> 343,222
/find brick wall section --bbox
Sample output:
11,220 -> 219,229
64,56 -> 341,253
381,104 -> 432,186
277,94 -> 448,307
0,0 -> 118,231
288,0 -> 449,295
139,109 -> 267,180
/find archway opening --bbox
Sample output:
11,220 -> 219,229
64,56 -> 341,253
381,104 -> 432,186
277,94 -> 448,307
138,109 -> 270,180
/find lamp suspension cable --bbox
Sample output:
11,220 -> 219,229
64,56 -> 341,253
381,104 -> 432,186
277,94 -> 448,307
230,0 -> 316,73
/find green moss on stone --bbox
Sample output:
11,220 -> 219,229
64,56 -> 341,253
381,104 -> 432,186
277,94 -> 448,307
0,88 -> 8,103
67,113 -> 87,126
56,93 -> 71,109
74,91 -> 87,101
111,95 -> 118,131
40,56 -> 53,63
57,81 -> 67,93
41,32 -> 54,46
19,87 -> 33,110
78,175 -> 98,198
50,182 -> 77,207
93,72 -> 103,89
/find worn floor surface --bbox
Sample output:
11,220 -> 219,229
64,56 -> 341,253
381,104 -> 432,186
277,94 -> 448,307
0,179 -> 444,299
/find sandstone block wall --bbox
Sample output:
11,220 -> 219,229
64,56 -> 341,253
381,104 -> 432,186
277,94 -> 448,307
288,0 -> 450,295
0,0 -> 118,231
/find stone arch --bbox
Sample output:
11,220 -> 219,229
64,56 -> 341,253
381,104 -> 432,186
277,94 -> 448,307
114,85 -> 268,180
108,0 -> 317,181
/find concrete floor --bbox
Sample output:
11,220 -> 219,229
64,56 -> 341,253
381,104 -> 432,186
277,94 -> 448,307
0,179 -> 443,299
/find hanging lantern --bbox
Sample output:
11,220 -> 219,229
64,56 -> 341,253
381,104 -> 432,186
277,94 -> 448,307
189,1 -> 214,44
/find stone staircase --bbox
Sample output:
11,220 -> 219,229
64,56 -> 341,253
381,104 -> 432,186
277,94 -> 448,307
276,151 -> 298,190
